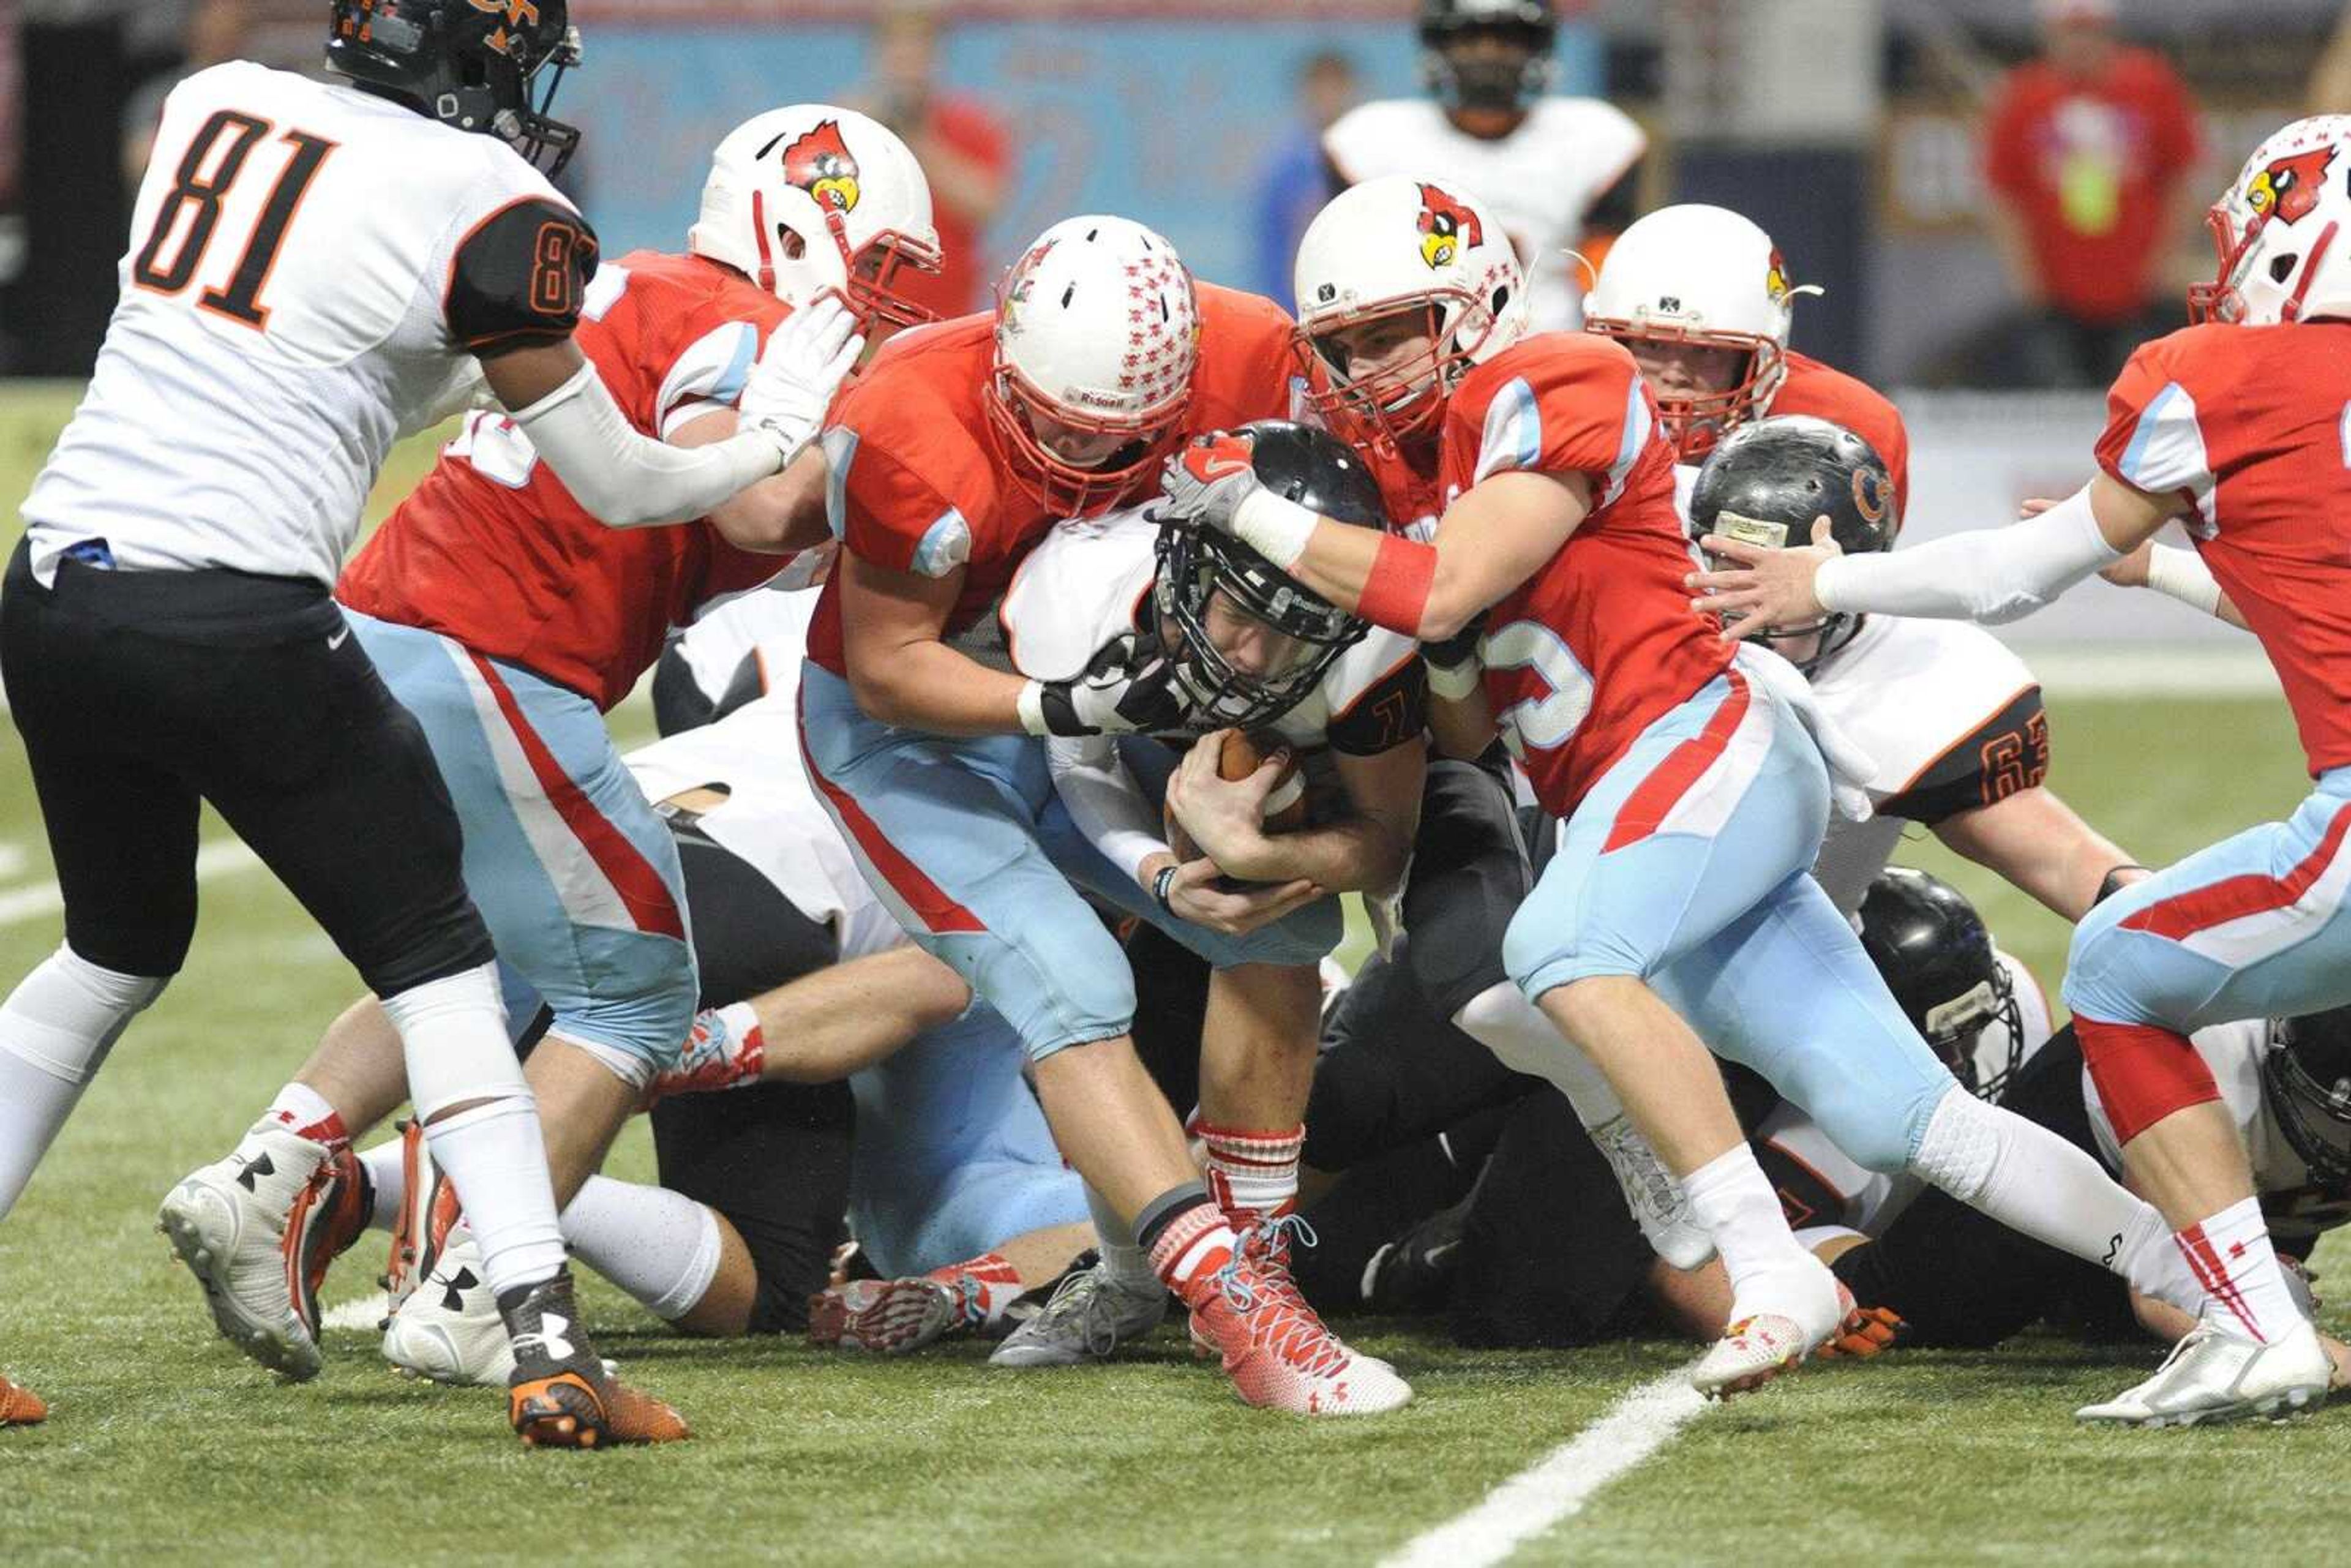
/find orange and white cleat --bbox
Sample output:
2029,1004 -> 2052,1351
501,1269 -> 688,1450
1182,1250 -> 1412,1417
1,1373 -> 46,1426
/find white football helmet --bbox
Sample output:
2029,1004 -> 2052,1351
1583,204 -> 1820,459
988,215 -> 1199,517
688,105 -> 942,331
2191,116 -> 2351,327
1292,174 -> 1528,447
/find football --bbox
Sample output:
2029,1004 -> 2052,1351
1164,729 -> 1307,867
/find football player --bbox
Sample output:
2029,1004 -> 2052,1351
1324,0 -> 1644,331
0,0 -> 838,1444
1692,115 -> 2351,1424
797,220 -> 1422,1414
154,103 -> 924,1408
1171,173 -> 2218,1398
985,422 -> 1425,1374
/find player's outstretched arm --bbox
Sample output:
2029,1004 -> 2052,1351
1934,787 -> 2140,923
1688,473 -> 2180,631
667,418 -> 831,555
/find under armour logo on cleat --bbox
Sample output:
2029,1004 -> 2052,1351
440,1267 -> 479,1315
235,1152 -> 277,1191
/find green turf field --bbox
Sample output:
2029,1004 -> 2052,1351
4,390 -> 2349,1564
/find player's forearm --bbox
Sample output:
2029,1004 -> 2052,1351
1047,737 -> 1168,885
1816,483 -> 2129,625
1230,487 -> 1542,642
1935,787 -> 2136,923
1216,812 -> 1406,893
1426,685 -> 1498,760
2143,544 -> 2251,631
749,946 -> 972,1081
847,637 -> 1030,735
501,358 -> 784,529
679,415 -> 831,555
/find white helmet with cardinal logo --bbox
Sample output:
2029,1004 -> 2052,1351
688,104 -> 941,330
2191,116 -> 2351,327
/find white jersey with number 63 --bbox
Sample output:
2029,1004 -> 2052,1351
24,61 -> 590,588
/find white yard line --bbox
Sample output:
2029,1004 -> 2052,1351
321,1292 -> 390,1332
1379,1365 -> 1709,1568
0,838 -> 260,928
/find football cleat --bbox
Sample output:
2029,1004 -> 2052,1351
157,1119 -> 342,1381
382,1231 -> 513,1387
1,1374 -> 46,1425
1589,1114 -> 1715,1271
1183,1252 -> 1412,1416
1689,1259 -> 1844,1401
502,1269 -> 688,1449
283,1144 -> 371,1358
1361,1195 -> 1472,1313
380,1119 -> 460,1315
989,1261 -> 1169,1368
807,1277 -> 969,1355
2076,1313 -> 2332,1428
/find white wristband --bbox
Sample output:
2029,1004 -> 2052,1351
1015,679 -> 1049,738
1231,487 -> 1318,571
1425,657 -> 1481,702
2145,544 -> 2224,617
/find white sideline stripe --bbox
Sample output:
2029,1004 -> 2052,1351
322,1292 -> 391,1332
0,839 -> 260,928
1379,1366 -> 1708,1568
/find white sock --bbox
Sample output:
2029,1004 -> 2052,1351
0,945 -> 165,1218
1910,1085 -> 2173,1284
560,1176 -> 724,1322
1682,1142 -> 1809,1294
264,1081 -> 339,1136
359,1139 -> 405,1234
2175,1196 -> 2306,1344
1084,1184 -> 1156,1291
1452,981 -> 1624,1128
381,965 -> 565,1299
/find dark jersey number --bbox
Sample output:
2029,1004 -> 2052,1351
529,221 -> 583,317
130,110 -> 336,331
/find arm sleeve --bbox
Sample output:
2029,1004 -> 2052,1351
1878,686 -> 2049,823
1812,483 -> 2121,625
1047,737 -> 1170,886
446,198 -> 600,352
508,361 -> 786,530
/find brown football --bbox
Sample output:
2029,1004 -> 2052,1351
1164,729 -> 1307,865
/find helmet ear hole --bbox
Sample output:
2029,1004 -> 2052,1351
2272,251 -> 2300,283
778,227 -> 807,262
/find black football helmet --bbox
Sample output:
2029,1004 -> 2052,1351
1419,0 -> 1558,114
1153,421 -> 1387,732
327,0 -> 583,176
2265,1005 -> 2351,1190
1859,868 -> 2026,1100
1687,413 -> 1897,673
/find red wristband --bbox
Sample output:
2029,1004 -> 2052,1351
1357,532 -> 1437,635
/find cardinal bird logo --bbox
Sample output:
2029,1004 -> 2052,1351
2248,146 -> 2336,227
781,119 -> 862,215
1764,247 -> 1791,304
1416,184 -> 1483,270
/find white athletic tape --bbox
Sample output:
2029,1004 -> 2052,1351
1379,1364 -> 1709,1568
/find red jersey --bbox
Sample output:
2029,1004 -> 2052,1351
2093,321 -> 2351,776
1441,333 -> 1734,813
1772,349 -> 1912,524
1981,48 -> 2201,324
340,252 -> 790,710
807,282 -> 1299,682
894,96 -> 1011,320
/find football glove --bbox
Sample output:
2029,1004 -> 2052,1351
1019,631 -> 1194,738
1160,430 -> 1262,531
738,296 -> 864,466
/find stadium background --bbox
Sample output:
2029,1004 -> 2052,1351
4,2 -> 2351,1562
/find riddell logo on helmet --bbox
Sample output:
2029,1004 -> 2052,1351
1064,387 -> 1127,410
781,120 -> 861,214
2249,146 -> 2336,225
1416,184 -> 1483,269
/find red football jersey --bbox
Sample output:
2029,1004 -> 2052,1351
2094,321 -> 2351,776
806,283 -> 1300,682
1772,349 -> 1912,525
340,251 -> 792,711
1441,332 -> 1734,813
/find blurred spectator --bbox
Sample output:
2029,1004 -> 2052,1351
858,1 -> 1009,320
123,0 -> 252,186
2307,2 -> 2351,113
1252,50 -> 1359,312
1980,0 -> 2202,387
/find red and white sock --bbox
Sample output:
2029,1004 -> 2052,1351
647,1002 -> 765,1101
264,1082 -> 349,1151
1145,1201 -> 1240,1300
927,1251 -> 1023,1327
1201,1122 -> 1303,1221
2175,1196 -> 2305,1345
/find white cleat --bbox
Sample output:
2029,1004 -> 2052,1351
382,1234 -> 513,1387
1689,1259 -> 1844,1401
157,1119 -> 334,1382
1589,1115 -> 1715,1270
989,1262 -> 1168,1368
2077,1314 -> 2332,1428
